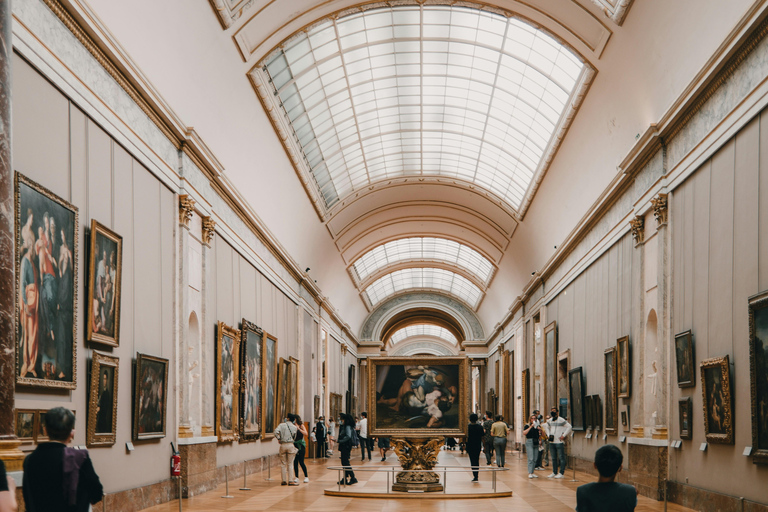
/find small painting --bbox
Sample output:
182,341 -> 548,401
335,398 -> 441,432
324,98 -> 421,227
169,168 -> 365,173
749,290 -> 768,464
568,367 -> 585,431
594,395 -> 603,430
617,336 -> 630,398
585,395 -> 594,429
522,368 -> 530,420
262,332 -> 278,438
369,357 -> 467,436
36,410 -> 49,442
621,410 -> 628,428
216,321 -> 240,442
240,319 -> 262,441
87,351 -> 119,446
604,347 -> 618,434
679,397 -> 692,440
86,220 -> 122,347
15,172 -> 79,389
675,330 -> 695,388
700,355 -> 733,444
133,353 -> 168,440
16,409 -> 36,444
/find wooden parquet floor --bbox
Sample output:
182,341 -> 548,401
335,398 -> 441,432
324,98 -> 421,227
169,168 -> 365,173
143,448 -> 696,511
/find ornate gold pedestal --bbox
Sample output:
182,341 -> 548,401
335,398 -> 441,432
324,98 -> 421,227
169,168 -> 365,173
0,438 -> 25,472
391,437 -> 444,493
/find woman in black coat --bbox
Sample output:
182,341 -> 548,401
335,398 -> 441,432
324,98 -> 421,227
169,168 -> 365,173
466,413 -> 484,482
337,414 -> 357,485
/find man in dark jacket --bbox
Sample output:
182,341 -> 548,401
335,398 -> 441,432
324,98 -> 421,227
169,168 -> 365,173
482,411 -> 494,465
466,413 -> 484,482
23,407 -> 103,512
315,417 -> 327,458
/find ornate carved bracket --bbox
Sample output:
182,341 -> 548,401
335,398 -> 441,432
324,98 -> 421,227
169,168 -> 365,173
202,216 -> 216,245
651,193 -> 668,226
340,343 -> 348,356
630,216 -> 645,245
179,194 -> 195,227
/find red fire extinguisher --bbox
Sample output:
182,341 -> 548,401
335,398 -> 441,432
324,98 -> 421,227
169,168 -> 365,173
170,442 -> 181,478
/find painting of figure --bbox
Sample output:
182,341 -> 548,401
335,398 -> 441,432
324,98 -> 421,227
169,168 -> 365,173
750,291 -> 768,463
545,322 -> 557,411
216,322 -> 240,442
87,220 -> 122,347
15,173 -> 78,389
87,351 -> 119,446
675,330 -> 695,388
369,357 -> 467,436
16,410 -> 36,443
700,355 -> 733,444
585,395 -> 594,429
679,398 -> 692,440
262,333 -> 278,437
240,320 -> 262,441
133,353 -> 168,440
569,367 -> 585,431
604,347 -> 618,434
617,336 -> 630,398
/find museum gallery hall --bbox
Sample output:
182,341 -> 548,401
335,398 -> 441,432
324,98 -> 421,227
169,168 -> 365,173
2,0 -> 768,510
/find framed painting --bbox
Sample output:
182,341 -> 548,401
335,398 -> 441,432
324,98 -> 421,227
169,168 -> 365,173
593,395 -> 602,431
347,364 -> 356,415
87,351 -> 119,447
289,357 -> 299,416
369,356 -> 468,437
749,290 -> 768,464
15,172 -> 79,389
617,336 -> 630,398
86,220 -> 123,347
700,355 -> 733,444
239,319 -> 262,441
329,393 -> 341,423
261,332 -> 278,438
621,410 -> 628,428
544,321 -> 557,412
36,410 -> 49,443
133,353 -> 168,440
313,395 -> 320,421
15,409 -> 36,444
568,367 -> 585,431
216,321 -> 240,443
584,395 -> 594,429
675,330 -> 695,388
276,357 -> 289,426
679,397 -> 692,440
522,368 -> 530,420
604,347 -> 618,434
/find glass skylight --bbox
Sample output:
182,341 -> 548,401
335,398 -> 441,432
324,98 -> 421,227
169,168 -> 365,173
389,324 -> 458,345
363,267 -> 482,308
262,3 -> 586,210
352,237 -> 493,284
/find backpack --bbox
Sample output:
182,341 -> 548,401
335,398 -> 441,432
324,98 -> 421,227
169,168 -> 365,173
350,426 -> 360,448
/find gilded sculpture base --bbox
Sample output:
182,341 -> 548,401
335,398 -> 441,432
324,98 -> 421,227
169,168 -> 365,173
391,437 -> 444,493
0,438 -> 26,472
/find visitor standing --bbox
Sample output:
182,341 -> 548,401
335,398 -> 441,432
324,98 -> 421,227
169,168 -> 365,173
293,415 -> 309,483
315,416 -> 327,458
523,414 -> 542,478
23,407 -> 103,511
490,415 -> 509,468
576,445 -> 637,511
544,406 -> 572,479
482,411 -> 494,465
377,436 -> 390,461
327,417 -> 336,455
466,413 -> 484,482
358,412 -> 372,461
337,414 -> 358,485
275,414 -> 299,486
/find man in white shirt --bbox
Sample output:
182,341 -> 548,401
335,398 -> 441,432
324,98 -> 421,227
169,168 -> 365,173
544,407 -> 573,478
274,414 -> 299,485
358,412 -> 372,461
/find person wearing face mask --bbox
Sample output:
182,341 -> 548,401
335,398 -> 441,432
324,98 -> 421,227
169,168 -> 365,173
544,406 -> 572,479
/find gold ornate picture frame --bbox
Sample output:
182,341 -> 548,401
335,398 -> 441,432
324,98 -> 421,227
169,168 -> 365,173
15,409 -> 36,444
15,172 -> 79,389
617,336 -> 630,398
604,347 -> 618,434
368,356 -> 468,437
522,368 -> 530,421
261,332 -> 278,439
133,353 -> 168,441
216,321 -> 241,443
239,319 -> 263,442
86,219 -> 123,347
87,351 -> 119,447
700,355 -> 733,444
544,321 -> 557,412
276,357 -> 289,427
749,290 -> 768,463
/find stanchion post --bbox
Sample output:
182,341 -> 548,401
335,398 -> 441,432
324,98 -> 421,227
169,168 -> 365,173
178,476 -> 182,512
222,465 -> 234,498
443,468 -> 447,494
492,468 -> 496,493
103,493 -> 107,512
569,433 -> 578,482
240,460 -> 251,490
386,469 -> 390,494
265,454 -> 272,481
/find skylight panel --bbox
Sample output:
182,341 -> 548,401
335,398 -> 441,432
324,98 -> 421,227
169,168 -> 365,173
260,3 -> 588,213
389,324 -> 458,345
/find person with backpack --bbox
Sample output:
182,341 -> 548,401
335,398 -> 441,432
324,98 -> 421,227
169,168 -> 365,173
274,414 -> 299,486
482,411 -> 494,465
337,414 -> 358,485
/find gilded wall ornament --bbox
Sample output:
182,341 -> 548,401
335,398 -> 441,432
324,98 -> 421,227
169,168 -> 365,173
179,194 -> 195,227
629,216 -> 644,244
651,193 -> 668,225
202,216 -> 216,244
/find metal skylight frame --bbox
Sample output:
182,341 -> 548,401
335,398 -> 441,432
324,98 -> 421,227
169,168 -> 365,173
363,267 -> 482,308
256,2 -> 593,216
351,236 -> 494,285
389,324 -> 458,345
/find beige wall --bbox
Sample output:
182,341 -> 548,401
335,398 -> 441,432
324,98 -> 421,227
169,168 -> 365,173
12,53 -> 178,493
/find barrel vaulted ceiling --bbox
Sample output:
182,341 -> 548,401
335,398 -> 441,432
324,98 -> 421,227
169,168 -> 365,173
206,0 -> 631,330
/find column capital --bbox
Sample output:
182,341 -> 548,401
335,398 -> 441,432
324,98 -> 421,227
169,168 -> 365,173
202,216 -> 216,245
179,194 -> 195,227
630,216 -> 645,245
651,193 -> 668,226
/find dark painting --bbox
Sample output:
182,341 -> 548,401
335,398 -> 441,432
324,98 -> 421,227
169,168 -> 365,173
750,293 -> 768,462
15,173 -> 78,388
675,330 -> 695,387
568,367 -> 585,431
679,398 -> 692,440
703,366 -> 725,434
263,334 -> 277,435
134,353 -> 168,440
96,366 -> 115,434
604,347 -> 617,434
700,355 -> 733,444
241,324 -> 262,440
16,410 -> 35,441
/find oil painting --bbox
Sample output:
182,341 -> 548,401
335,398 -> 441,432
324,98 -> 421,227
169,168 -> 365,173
216,321 -> 240,442
604,347 -> 618,434
569,367 -> 585,431
617,336 -> 630,398
133,353 -> 168,440
86,220 -> 122,347
16,409 -> 36,444
240,319 -> 262,441
700,355 -> 733,444
262,333 -> 277,438
675,330 -> 695,388
87,351 -> 119,447
679,397 -> 692,440
749,291 -> 768,463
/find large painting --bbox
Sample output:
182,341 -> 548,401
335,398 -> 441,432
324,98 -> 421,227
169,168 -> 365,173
240,319 -> 262,441
544,321 -> 557,412
15,172 -> 78,389
330,392 -> 342,423
133,353 -> 168,440
749,291 -> 768,464
289,357 -> 299,416
604,347 -> 618,434
522,368 -> 530,420
216,322 -> 240,442
262,332 -> 278,438
276,357 -> 289,426
617,336 -> 630,398
700,355 -> 733,444
369,356 -> 468,437
675,330 -> 695,388
347,364 -> 356,415
679,397 -> 692,440
87,351 -> 119,447
86,220 -> 122,347
568,367 -> 585,431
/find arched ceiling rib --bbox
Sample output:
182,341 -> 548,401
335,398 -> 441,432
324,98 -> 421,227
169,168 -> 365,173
389,323 -> 458,345
364,267 -> 482,309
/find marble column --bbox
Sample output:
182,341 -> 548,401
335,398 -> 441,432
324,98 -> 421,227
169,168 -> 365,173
177,195 -> 195,438
652,193 -> 670,437
0,0 -> 23,471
